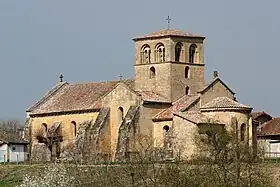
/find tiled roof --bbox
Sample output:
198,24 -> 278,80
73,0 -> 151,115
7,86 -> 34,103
153,95 -> 200,121
174,111 -> 221,124
200,97 -> 252,111
29,79 -> 135,115
251,111 -> 272,120
133,29 -> 203,40
140,91 -> 170,103
27,82 -> 67,112
259,118 -> 280,136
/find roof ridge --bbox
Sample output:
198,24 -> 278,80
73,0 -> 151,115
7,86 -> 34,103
69,78 -> 134,85
198,77 -> 235,95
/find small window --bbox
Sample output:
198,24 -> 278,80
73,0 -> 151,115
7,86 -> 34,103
185,66 -> 189,78
149,67 -> 156,79
186,86 -> 189,95
118,107 -> 124,124
163,125 -> 170,132
240,123 -> 246,141
71,121 -> 77,137
42,123 -> 47,133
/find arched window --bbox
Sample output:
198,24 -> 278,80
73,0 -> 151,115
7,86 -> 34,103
71,121 -> 77,137
118,107 -> 124,124
240,123 -> 246,141
149,66 -> 156,79
155,43 -> 165,62
42,123 -> 47,133
175,42 -> 183,62
163,125 -> 170,132
163,125 -> 170,149
186,86 -> 189,95
189,44 -> 197,63
141,44 -> 151,64
185,66 -> 189,78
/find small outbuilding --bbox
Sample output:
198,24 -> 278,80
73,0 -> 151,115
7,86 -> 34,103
0,132 -> 28,162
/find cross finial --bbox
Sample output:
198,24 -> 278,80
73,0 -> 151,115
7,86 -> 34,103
119,74 -> 123,81
166,16 -> 171,29
59,74 -> 64,82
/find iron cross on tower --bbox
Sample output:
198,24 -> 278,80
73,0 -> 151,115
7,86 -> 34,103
166,16 -> 171,29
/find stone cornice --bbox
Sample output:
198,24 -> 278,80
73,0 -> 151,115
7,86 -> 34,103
134,61 -> 205,67
29,108 -> 100,118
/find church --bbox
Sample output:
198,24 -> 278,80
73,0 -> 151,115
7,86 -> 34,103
26,28 -> 256,161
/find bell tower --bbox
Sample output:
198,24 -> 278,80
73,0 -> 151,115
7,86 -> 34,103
133,29 -> 206,102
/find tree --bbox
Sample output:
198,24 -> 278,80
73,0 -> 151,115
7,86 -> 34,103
193,119 -> 274,187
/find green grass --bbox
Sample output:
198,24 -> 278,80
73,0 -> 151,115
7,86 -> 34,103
0,165 -> 44,186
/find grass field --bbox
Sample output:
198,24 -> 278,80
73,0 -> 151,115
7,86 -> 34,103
0,162 -> 280,187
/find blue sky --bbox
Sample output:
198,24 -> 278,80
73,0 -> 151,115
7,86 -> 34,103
0,0 -> 279,120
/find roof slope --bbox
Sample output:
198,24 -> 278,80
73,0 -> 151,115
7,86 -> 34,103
198,77 -> 235,95
133,29 -> 204,40
174,111 -> 221,124
259,118 -> 280,136
200,97 -> 252,111
29,79 -> 134,114
140,91 -> 170,103
153,95 -> 200,121
251,111 -> 272,121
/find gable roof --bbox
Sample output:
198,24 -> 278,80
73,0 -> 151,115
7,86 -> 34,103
28,79 -> 135,115
153,94 -> 200,121
133,29 -> 204,41
251,111 -> 272,121
200,97 -> 252,111
198,77 -> 235,95
27,82 -> 68,112
259,118 -> 280,136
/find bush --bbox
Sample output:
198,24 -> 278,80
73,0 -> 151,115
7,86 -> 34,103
17,164 -> 74,187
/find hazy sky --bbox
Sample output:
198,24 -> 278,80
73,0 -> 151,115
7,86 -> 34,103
0,0 -> 279,120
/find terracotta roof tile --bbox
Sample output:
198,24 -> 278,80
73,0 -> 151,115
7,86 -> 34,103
133,29 -> 203,40
259,118 -> 280,136
30,79 -> 134,114
174,111 -> 221,124
153,95 -> 200,121
140,91 -> 170,103
251,111 -> 272,120
200,97 -> 251,111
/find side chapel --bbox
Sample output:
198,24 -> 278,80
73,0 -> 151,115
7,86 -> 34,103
26,28 -> 256,161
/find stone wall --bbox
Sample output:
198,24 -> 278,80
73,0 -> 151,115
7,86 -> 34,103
170,63 -> 204,101
200,81 -> 235,107
30,112 -> 99,149
173,116 -> 199,160
202,111 -> 251,141
134,36 -> 205,102
153,120 -> 173,148
101,84 -> 140,159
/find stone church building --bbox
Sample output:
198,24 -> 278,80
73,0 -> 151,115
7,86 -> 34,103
26,29 -> 255,161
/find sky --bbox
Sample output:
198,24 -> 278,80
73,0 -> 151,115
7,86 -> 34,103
0,0 -> 279,120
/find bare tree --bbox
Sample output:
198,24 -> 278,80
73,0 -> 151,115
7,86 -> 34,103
193,120 -> 274,187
